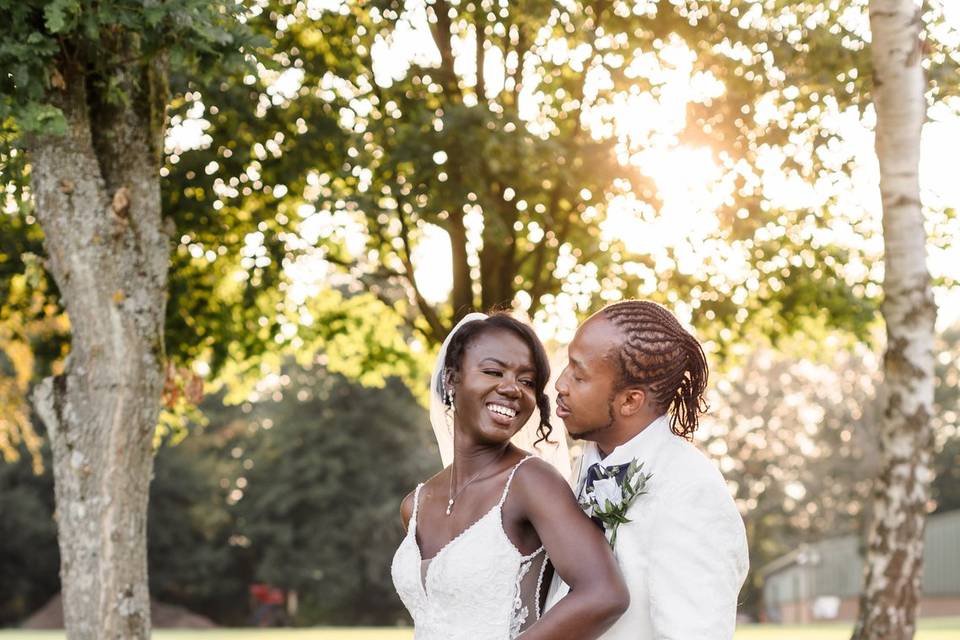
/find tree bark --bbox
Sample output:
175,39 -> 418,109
448,213 -> 474,320
853,2 -> 936,639
29,57 -> 170,640
475,9 -> 486,102
426,0 -> 474,321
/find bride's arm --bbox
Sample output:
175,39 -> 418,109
512,458 -> 629,640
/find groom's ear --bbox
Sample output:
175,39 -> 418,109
618,388 -> 648,417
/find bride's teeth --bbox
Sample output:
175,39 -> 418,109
488,404 -> 516,417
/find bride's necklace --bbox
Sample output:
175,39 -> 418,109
446,447 -> 509,516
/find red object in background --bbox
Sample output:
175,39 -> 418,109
249,584 -> 285,606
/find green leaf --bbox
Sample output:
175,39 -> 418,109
43,0 -> 74,33
15,103 -> 67,136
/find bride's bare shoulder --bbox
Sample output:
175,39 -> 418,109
399,490 -> 416,528
400,468 -> 449,527
512,455 -> 573,495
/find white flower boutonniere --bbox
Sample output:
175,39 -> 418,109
579,459 -> 652,549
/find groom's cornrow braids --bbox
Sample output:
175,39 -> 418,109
601,301 -> 709,440
443,313 -> 554,445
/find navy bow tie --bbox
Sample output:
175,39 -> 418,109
583,461 -> 630,491
580,462 -> 630,529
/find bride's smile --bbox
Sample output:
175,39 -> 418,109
486,402 -> 518,424
447,330 -> 538,443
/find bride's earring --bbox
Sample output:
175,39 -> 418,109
443,386 -> 455,436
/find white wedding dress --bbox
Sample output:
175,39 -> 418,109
391,456 -> 549,639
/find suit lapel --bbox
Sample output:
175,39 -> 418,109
573,441 -> 600,499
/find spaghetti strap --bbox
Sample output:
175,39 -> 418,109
409,483 -> 424,535
498,456 -> 535,507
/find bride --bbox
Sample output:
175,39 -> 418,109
392,313 -> 629,639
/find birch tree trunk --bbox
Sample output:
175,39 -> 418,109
853,1 -> 936,638
28,54 -> 170,639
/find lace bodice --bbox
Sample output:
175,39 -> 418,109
391,456 -> 549,640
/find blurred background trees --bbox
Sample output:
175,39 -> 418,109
0,368 -> 438,627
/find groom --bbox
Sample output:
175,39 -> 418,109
546,300 -> 749,638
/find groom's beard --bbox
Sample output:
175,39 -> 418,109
569,393 -> 616,441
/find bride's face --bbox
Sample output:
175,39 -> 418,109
449,328 -> 538,445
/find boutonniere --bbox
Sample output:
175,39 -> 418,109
579,458 -> 652,548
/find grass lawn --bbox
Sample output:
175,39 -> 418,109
2,619 -> 958,639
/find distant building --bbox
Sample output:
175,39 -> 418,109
759,510 -> 960,623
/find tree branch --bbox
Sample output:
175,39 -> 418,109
475,9 -> 486,101
395,202 -> 447,343
427,0 -> 462,101
510,23 -> 528,109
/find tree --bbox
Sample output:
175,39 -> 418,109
852,1 -> 938,638
0,2 -> 250,636
702,323 -> 960,620
232,368 -> 439,625
304,0 -> 882,348
2,1 -> 957,631
1,1 -> 431,469
701,337 -> 882,618
155,0 -> 930,357
141,0 -> 954,386
2,5 -> 429,631
0,439 -> 59,626
148,430 -> 249,625
1,365 -> 442,627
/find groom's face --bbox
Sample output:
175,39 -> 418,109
555,316 -> 621,440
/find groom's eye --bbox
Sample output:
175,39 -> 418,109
482,369 -> 503,377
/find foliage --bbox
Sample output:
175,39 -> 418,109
148,430 -> 250,625
703,322 -> 960,617
0,247 -> 67,471
150,366 -> 440,625
159,1 -> 363,382
231,368 -> 438,625
0,0 -> 259,465
0,0 -> 432,459
2,333 -> 959,625
932,436 -> 960,514
4,1 -> 958,456
701,335 -> 880,617
163,0 -> 957,356
0,0 -> 251,136
0,439 -> 58,627
0,365 -> 439,626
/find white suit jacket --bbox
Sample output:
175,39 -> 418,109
545,415 -> 749,639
